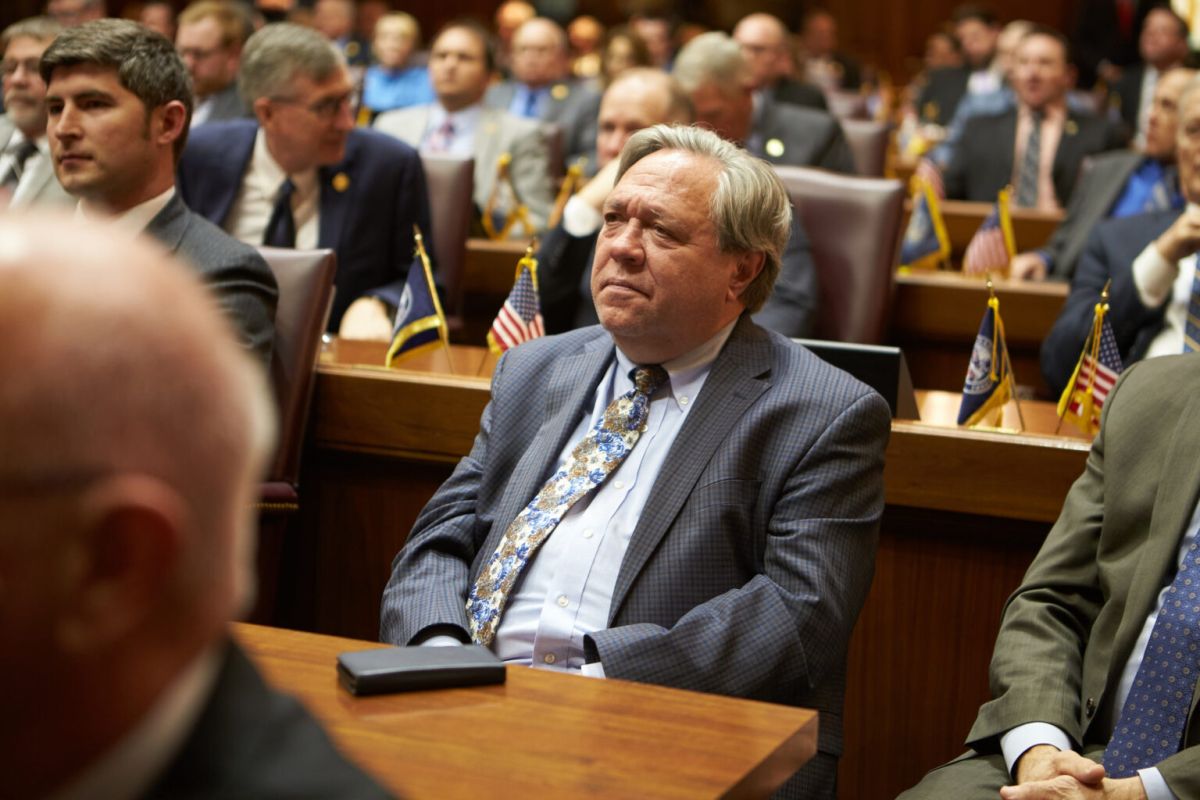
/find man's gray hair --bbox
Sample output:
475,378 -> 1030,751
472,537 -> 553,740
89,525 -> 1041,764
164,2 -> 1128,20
616,124 -> 791,313
238,22 -> 345,104
39,19 -> 193,159
672,31 -> 749,95
607,67 -> 694,123
2,16 -> 63,51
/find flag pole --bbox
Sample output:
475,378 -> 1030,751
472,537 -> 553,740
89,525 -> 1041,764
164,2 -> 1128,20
413,224 -> 455,375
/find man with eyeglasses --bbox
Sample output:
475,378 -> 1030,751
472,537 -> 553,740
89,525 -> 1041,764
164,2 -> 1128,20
179,22 -> 434,333
41,19 -> 277,368
176,0 -> 252,128
0,16 -> 71,209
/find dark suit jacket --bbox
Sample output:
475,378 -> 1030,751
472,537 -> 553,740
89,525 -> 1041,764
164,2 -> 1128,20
915,66 -> 971,125
1112,62 -> 1148,136
379,316 -> 890,798
197,82 -> 248,125
901,355 -> 1200,799
484,80 -> 602,167
177,120 -> 433,329
537,213 -> 819,338
145,192 -> 277,367
767,77 -> 829,111
750,101 -> 856,174
144,641 -> 393,799
1042,149 -> 1144,279
1040,208 -> 1178,395
943,107 -> 1126,207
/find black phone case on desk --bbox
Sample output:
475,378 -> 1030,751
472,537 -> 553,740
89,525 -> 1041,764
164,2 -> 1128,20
337,645 -> 506,695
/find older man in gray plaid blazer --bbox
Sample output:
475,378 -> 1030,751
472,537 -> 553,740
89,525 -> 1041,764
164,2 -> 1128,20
380,124 -> 890,798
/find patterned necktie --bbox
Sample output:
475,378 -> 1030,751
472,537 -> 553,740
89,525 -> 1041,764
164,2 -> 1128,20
466,364 -> 669,646
1104,535 -> 1200,776
2,140 -> 38,197
1016,110 -> 1044,208
522,88 -> 541,118
262,177 -> 296,248
425,119 -> 455,153
1183,255 -> 1200,353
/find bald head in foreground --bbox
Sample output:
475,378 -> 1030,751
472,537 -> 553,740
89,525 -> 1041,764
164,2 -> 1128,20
0,215 -> 391,799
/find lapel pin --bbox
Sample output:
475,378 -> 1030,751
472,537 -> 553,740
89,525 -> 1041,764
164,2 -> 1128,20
333,172 -> 350,192
551,83 -> 569,101
1065,119 -> 1078,136
765,138 -> 785,158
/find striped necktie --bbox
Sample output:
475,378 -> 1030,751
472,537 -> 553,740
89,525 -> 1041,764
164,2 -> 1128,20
1184,254 -> 1200,353
1016,110 -> 1044,208
1103,535 -> 1200,775
466,364 -> 669,646
2,140 -> 38,200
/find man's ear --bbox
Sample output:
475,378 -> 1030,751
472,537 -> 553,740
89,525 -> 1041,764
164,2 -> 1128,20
155,99 -> 189,149
729,251 -> 765,302
55,475 -> 186,653
252,95 -> 274,127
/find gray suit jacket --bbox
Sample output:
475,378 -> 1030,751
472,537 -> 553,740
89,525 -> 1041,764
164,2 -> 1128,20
374,104 -> 555,233
380,316 -> 890,786
1041,149 -> 1144,279
749,101 -> 856,174
145,192 -> 278,368
963,355 -> 1200,798
484,79 -> 601,166
0,115 -> 72,208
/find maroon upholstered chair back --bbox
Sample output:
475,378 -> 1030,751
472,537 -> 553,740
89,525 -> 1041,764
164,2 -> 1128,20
840,119 -> 891,177
772,166 -> 904,344
256,247 -> 336,495
419,154 -> 474,317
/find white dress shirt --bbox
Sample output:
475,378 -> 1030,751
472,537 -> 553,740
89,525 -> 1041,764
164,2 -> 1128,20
227,129 -> 319,250
1,130 -> 50,207
999,497 -> 1200,800
74,185 -> 174,235
1131,208 -> 1199,358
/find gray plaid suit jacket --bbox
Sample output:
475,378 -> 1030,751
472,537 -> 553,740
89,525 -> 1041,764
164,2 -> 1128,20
380,315 -> 890,793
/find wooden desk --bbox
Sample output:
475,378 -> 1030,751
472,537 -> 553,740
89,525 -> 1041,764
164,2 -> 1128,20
890,270 -> 1068,394
235,622 -> 818,799
286,345 -> 1090,799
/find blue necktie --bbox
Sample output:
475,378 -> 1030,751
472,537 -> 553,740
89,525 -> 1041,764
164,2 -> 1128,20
263,177 -> 296,248
1103,535 -> 1200,775
466,365 -> 668,646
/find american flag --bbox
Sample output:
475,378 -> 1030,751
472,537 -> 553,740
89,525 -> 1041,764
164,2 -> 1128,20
914,157 -> 944,199
963,202 -> 1011,276
1064,316 -> 1123,431
487,261 -> 545,353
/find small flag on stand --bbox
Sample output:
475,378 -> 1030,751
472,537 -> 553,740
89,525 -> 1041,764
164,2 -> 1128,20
913,157 -> 945,199
385,226 -> 449,367
899,175 -> 951,270
487,243 -> 545,354
1057,282 -> 1124,436
958,281 -> 1024,429
962,187 -> 1016,276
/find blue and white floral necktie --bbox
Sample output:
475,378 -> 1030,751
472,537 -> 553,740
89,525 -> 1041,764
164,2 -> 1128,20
466,364 -> 669,646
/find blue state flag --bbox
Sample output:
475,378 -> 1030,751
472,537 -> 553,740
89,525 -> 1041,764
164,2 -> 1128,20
385,256 -> 447,366
957,297 -> 1013,427
899,178 -> 949,270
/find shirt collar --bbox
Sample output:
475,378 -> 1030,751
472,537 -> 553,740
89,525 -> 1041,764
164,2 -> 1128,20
74,185 -> 175,236
428,102 -> 484,133
1019,100 -> 1067,122
251,127 -> 319,198
614,318 -> 738,411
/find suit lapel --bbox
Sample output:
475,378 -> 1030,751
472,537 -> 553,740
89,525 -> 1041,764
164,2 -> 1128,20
209,126 -> 256,227
489,338 -> 614,540
475,109 -> 503,192
143,193 -> 189,254
318,136 -> 356,250
608,317 -> 772,621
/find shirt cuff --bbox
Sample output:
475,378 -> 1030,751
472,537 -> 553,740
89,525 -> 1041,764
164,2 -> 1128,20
579,661 -> 606,678
562,195 -> 604,238
417,635 -> 466,648
1138,768 -> 1176,800
1133,240 -> 1181,308
1000,722 -> 1074,778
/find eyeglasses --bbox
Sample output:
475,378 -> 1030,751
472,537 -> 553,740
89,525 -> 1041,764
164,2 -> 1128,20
1,58 -> 41,78
269,91 -> 356,121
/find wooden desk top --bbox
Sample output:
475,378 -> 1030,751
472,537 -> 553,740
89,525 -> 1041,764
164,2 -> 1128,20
234,623 -> 818,799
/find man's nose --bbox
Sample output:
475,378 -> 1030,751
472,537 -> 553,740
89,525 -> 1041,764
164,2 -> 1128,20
608,220 -> 646,266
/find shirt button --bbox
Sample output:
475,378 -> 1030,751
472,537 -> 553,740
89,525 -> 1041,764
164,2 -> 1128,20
679,395 -> 689,405
614,480 -> 625,489
543,653 -> 557,664
582,528 -> 594,539
557,595 -> 569,607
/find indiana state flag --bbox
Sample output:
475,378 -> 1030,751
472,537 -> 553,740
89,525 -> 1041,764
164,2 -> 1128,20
900,176 -> 950,270
385,256 -> 448,367
957,296 -> 1013,427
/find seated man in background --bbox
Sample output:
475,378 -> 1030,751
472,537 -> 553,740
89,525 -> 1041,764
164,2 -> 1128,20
42,19 -> 276,367
1111,5 -> 1190,146
1042,74 -> 1200,396
1011,67 -> 1194,281
944,26 -> 1125,211
1,15 -> 71,209
900,354 -> 1200,799
375,19 -> 555,236
485,16 -> 600,166
916,4 -> 1002,126
361,11 -> 433,115
381,124 -> 890,800
537,68 -> 821,338
672,31 -> 855,175
732,12 -> 828,112
0,213 -> 390,800
176,0 -> 253,127
178,22 -> 432,334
